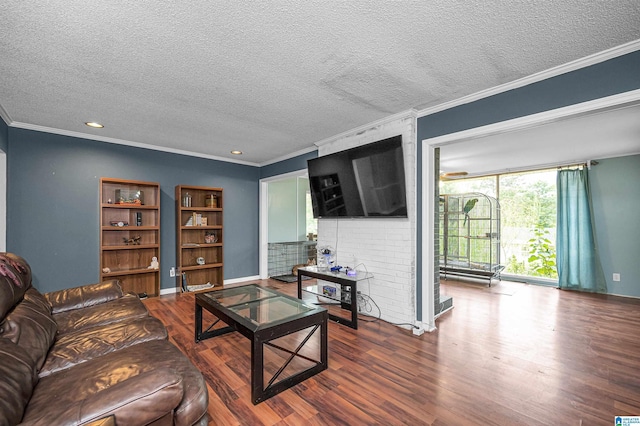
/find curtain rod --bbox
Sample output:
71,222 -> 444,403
557,160 -> 599,171
444,159 -> 601,180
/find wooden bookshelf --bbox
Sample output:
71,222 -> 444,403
100,178 -> 160,297
175,185 -> 224,292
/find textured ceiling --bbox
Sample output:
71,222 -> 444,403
1,1 -> 639,165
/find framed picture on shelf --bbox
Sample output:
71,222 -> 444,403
115,189 -> 144,205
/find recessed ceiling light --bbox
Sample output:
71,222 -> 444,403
85,122 -> 104,128
231,150 -> 243,155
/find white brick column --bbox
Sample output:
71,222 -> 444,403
315,112 -> 417,327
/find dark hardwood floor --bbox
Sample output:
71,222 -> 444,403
143,278 -> 640,425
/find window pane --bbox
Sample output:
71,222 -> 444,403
439,168 -> 558,281
498,169 -> 557,279
440,175 -> 496,197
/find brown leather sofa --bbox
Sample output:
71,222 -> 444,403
0,253 -> 208,425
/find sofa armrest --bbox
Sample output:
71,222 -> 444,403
45,280 -> 125,314
59,370 -> 184,426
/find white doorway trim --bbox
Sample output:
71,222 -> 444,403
259,169 -> 309,279
420,89 -> 640,330
423,89 -> 640,148
420,145 -> 437,331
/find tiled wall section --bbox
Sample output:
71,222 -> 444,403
268,241 -> 317,278
316,114 -> 417,327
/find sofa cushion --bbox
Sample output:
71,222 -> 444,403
45,279 -> 124,314
40,316 -> 168,377
0,252 -> 32,319
0,339 -> 38,426
23,340 -> 207,426
0,288 -> 57,371
26,368 -> 184,425
23,287 -> 53,313
53,293 -> 149,335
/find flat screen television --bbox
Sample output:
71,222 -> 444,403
307,135 -> 407,218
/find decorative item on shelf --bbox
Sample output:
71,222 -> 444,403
196,256 -> 205,265
123,235 -> 141,245
180,273 -> 214,292
204,231 -> 217,244
186,282 -> 214,292
201,217 -> 207,226
110,221 -> 129,227
115,189 -> 144,205
102,267 -> 111,274
135,212 -> 142,226
182,192 -> 192,207
317,245 -> 336,271
190,212 -> 203,226
107,198 -> 113,204
148,256 -> 159,270
205,194 -> 217,208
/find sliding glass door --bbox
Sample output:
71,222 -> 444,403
440,168 -> 558,283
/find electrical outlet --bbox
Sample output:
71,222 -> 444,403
170,267 -> 176,278
613,273 -> 620,282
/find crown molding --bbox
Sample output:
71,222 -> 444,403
258,145 -> 318,167
8,121 -> 261,167
0,103 -> 13,126
417,39 -> 640,118
313,109 -> 417,148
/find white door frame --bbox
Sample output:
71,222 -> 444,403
420,89 -> 640,330
259,169 -> 309,279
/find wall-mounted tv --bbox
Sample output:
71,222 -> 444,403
307,135 -> 407,218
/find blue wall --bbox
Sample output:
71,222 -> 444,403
416,50 -> 640,310
260,150 -> 317,179
590,154 -> 640,297
7,127 -> 259,293
1,118 -> 7,252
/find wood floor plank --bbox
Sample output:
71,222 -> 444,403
143,278 -> 640,425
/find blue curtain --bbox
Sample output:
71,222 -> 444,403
556,168 -> 606,292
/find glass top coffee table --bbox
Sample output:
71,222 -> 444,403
195,284 -> 328,404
